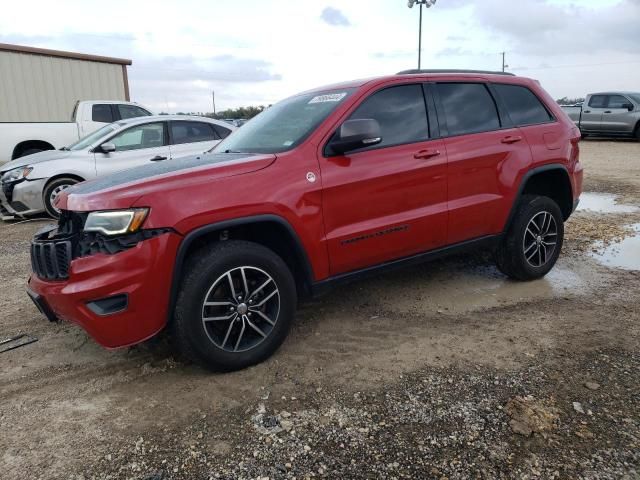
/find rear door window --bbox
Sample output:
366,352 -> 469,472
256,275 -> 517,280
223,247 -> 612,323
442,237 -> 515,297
170,121 -> 219,145
436,83 -> 500,136
493,84 -> 553,126
111,122 -> 166,151
588,95 -> 607,108
118,105 -> 152,119
92,104 -> 114,123
606,95 -> 630,109
347,84 -> 429,149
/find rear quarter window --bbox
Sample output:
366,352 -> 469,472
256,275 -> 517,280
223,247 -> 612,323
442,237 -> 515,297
212,124 -> 232,139
493,84 -> 553,126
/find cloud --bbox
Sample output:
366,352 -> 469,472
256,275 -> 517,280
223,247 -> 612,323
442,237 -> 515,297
129,55 -> 281,112
467,0 -> 640,56
320,7 -> 351,27
133,55 -> 282,83
436,47 -> 474,58
0,32 -> 282,112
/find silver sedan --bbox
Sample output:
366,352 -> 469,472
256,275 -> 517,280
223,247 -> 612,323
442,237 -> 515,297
0,115 -> 235,219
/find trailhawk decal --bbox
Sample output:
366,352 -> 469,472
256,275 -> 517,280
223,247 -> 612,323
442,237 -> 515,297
340,225 -> 410,246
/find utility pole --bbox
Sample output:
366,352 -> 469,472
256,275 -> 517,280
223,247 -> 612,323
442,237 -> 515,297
212,90 -> 216,115
408,0 -> 437,70
501,51 -> 508,72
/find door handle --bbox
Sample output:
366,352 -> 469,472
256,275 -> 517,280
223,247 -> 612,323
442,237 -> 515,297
414,149 -> 441,160
583,110 -> 591,113
501,135 -> 523,144
604,111 -> 612,114
150,155 -> 167,162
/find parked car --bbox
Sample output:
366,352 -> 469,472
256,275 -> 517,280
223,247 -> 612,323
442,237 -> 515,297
0,100 -> 153,165
561,92 -> 640,140
27,70 -> 582,371
222,118 -> 248,127
0,115 -> 235,218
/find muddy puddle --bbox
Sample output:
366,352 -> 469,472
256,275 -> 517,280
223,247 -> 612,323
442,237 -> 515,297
589,223 -> 640,271
356,254 -> 606,316
578,192 -> 638,214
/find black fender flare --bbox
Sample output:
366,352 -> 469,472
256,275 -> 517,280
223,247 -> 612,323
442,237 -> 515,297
166,214 -> 315,324
503,163 -> 573,232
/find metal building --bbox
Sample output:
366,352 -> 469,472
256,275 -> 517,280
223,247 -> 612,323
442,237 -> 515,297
0,43 -> 131,122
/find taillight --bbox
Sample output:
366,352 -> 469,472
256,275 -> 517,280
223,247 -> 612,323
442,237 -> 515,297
570,126 -> 581,145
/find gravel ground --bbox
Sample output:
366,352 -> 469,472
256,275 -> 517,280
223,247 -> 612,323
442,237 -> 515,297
1,140 -> 639,480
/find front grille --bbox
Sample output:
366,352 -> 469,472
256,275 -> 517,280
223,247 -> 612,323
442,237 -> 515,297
30,214 -> 81,281
31,240 -> 72,280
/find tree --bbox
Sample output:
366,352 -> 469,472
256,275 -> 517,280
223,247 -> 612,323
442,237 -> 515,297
206,105 -> 269,120
556,97 -> 585,106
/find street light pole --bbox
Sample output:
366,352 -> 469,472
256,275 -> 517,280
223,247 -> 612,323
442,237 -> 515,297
418,3 -> 423,69
408,0 -> 437,70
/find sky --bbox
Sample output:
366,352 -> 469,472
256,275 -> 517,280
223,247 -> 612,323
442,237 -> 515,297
1,0 -> 639,113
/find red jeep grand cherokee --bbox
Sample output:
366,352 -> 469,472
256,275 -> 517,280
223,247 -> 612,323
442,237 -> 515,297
27,70 -> 583,371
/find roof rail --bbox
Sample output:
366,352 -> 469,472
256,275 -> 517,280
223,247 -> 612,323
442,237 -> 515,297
397,69 -> 516,76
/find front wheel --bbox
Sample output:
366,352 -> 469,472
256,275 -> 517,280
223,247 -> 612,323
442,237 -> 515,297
43,177 -> 79,218
172,240 -> 296,371
495,195 -> 564,281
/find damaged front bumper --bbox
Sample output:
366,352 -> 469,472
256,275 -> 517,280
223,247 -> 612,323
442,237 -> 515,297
0,178 -> 47,218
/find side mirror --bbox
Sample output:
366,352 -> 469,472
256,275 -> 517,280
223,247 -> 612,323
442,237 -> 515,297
99,142 -> 116,153
329,119 -> 382,155
623,103 -> 634,111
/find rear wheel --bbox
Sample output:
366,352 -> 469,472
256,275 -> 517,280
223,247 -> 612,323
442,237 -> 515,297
43,177 -> 79,218
172,240 -> 296,371
496,195 -> 564,281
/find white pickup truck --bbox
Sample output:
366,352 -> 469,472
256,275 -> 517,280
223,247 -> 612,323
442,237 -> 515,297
0,100 -> 152,164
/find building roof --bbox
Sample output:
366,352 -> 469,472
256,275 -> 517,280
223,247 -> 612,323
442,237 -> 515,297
0,42 -> 132,65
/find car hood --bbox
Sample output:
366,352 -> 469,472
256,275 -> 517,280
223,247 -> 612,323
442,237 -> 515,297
59,152 -> 276,212
1,150 -> 73,173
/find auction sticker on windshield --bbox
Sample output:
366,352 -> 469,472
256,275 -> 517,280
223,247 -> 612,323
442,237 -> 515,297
308,93 -> 347,104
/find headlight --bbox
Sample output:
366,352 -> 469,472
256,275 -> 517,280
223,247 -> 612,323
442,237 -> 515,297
84,208 -> 149,236
1,166 -> 33,183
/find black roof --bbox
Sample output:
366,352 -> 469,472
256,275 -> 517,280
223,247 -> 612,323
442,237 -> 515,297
397,69 -> 516,76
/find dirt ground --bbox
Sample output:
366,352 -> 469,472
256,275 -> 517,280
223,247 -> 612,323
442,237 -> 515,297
1,140 -> 639,480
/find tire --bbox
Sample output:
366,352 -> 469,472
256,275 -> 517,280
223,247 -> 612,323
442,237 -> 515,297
495,195 -> 564,281
634,125 -> 640,142
172,240 -> 296,371
42,177 -> 79,218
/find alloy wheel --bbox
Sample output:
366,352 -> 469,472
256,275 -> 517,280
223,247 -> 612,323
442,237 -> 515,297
201,266 -> 280,353
49,184 -> 72,214
523,211 -> 558,268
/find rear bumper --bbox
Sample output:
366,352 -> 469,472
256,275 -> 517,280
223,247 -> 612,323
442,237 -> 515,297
571,156 -> 584,215
28,232 -> 182,348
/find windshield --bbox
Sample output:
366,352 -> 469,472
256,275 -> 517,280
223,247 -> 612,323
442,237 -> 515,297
67,124 -> 118,151
628,94 -> 640,104
214,88 -> 355,154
